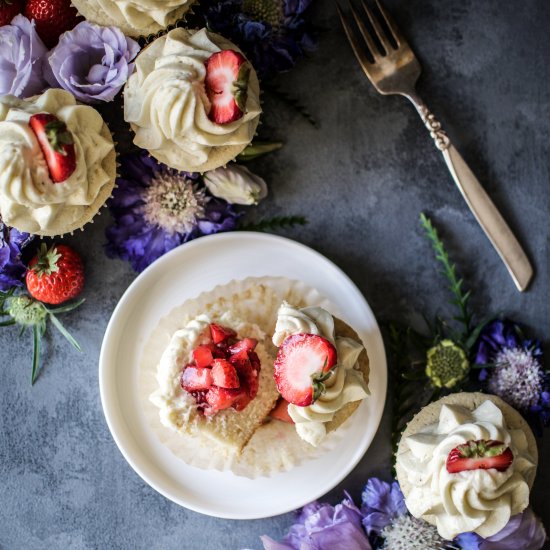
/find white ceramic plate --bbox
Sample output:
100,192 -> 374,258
99,232 -> 387,519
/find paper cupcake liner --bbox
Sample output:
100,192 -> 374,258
139,275 -> 359,478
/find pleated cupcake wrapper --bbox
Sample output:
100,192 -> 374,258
139,276 -> 355,479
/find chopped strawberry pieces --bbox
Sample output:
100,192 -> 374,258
274,333 -> 338,407
210,323 -> 237,344
204,387 -> 243,415
228,338 -> 258,355
270,398 -> 294,424
192,345 -> 214,368
180,366 -> 213,392
211,359 -> 240,389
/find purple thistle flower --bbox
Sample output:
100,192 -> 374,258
454,509 -> 547,550
105,152 -> 240,272
0,222 -> 33,291
360,478 -> 407,537
194,0 -> 316,80
473,319 -> 548,427
260,494 -> 372,550
47,21 -> 140,104
0,15 -> 48,98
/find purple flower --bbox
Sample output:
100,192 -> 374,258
105,152 -> 240,272
0,222 -> 33,291
0,15 -> 48,98
193,0 -> 316,80
260,495 -> 372,550
455,509 -> 547,550
47,21 -> 140,103
360,478 -> 407,537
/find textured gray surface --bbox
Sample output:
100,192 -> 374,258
1,0 -> 550,548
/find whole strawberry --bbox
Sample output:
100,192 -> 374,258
0,0 -> 23,26
24,0 -> 82,48
26,243 -> 84,305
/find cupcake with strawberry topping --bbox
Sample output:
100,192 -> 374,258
395,393 -> 538,540
0,89 -> 116,236
123,28 -> 261,173
271,302 -> 370,447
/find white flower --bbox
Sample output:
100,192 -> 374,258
203,164 -> 267,205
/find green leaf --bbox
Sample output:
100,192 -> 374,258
31,324 -> 41,385
48,313 -> 82,352
0,319 -> 16,327
238,215 -> 308,233
236,141 -> 283,162
264,84 -> 318,127
46,298 -> 86,315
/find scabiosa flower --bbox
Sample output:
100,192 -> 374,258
194,0 -> 316,79
47,21 -> 140,103
425,339 -> 470,389
380,513 -> 451,550
0,222 -> 33,291
455,509 -> 547,550
105,152 -> 239,272
0,15 -> 48,97
474,319 -> 548,426
260,495 -> 372,550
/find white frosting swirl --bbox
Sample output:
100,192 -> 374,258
124,28 -> 261,172
399,401 -> 536,539
272,302 -> 369,446
0,89 -> 115,235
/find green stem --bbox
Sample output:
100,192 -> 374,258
32,324 -> 41,385
48,313 -> 82,352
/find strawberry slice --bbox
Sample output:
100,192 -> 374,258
273,334 -> 337,407
211,359 -> 240,389
270,398 -> 294,424
29,114 -> 76,183
192,345 -> 214,368
205,50 -> 251,124
180,366 -> 213,392
209,323 -> 237,344
446,439 -> 514,474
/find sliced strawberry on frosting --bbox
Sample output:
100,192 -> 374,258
446,439 -> 514,474
29,113 -> 76,183
205,50 -> 251,124
211,358 -> 240,389
273,333 -> 337,407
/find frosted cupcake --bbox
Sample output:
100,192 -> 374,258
0,89 -> 116,236
72,0 -> 193,38
123,28 -> 261,173
271,302 -> 370,447
395,393 -> 538,540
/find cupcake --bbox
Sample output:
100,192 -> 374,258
123,28 -> 261,173
270,302 -> 370,447
395,392 -> 538,540
71,0 -> 193,38
0,89 -> 116,236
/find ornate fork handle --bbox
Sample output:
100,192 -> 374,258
407,95 -> 533,291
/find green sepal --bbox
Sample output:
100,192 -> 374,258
236,141 -> 283,162
45,120 -> 74,156
232,63 -> 250,112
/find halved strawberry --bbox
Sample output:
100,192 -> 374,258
270,398 -> 294,424
211,358 -> 240,389
180,366 -> 213,392
446,439 -> 514,474
273,334 -> 337,407
29,113 -> 76,183
192,345 -> 214,368
209,323 -> 237,344
205,50 -> 251,124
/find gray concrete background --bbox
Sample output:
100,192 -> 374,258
1,0 -> 549,548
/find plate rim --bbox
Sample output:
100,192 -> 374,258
99,232 -> 387,519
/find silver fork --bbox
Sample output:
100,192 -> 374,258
337,0 -> 533,291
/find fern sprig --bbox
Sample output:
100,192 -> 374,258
264,84 -> 318,128
238,215 -> 308,233
420,213 -> 473,338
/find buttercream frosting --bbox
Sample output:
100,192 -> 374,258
272,302 -> 369,446
0,89 -> 115,236
398,401 -> 536,539
123,28 -> 261,172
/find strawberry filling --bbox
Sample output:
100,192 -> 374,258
180,323 -> 261,415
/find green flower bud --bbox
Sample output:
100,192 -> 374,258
425,339 -> 469,389
8,295 -> 47,326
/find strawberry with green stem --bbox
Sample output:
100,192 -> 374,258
0,289 -> 84,384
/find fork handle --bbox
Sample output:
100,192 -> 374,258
407,97 -> 533,291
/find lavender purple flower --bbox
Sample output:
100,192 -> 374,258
105,152 -> 239,272
0,15 -> 48,98
0,222 -> 33,291
47,21 -> 140,103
